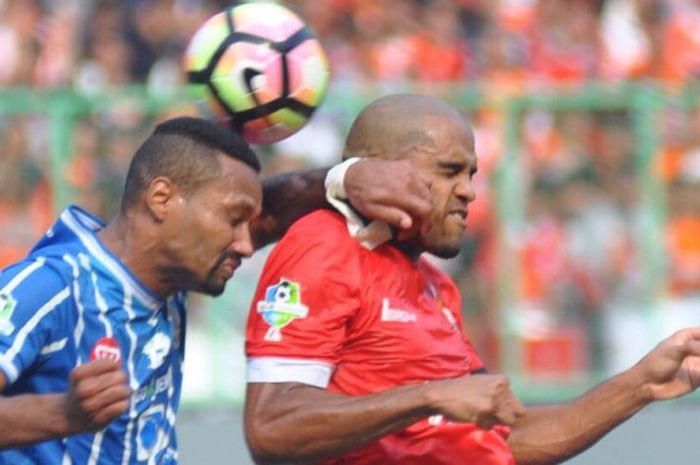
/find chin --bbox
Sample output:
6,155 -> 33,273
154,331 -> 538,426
432,247 -> 460,258
427,243 -> 462,259
200,281 -> 227,297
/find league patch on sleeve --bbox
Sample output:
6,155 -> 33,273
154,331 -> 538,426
257,279 -> 309,342
0,293 -> 17,336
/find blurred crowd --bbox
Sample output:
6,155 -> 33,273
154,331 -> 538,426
1,0 -> 700,388
1,0 -> 699,88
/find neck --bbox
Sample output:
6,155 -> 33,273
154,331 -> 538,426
97,212 -> 174,298
390,238 -> 423,262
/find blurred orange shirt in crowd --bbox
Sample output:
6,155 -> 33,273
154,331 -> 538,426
667,215 -> 700,295
662,10 -> 700,82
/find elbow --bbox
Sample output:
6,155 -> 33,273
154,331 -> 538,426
245,419 -> 299,465
245,422 -> 275,465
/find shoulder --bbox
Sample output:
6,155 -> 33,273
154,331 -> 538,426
271,210 -> 364,261
283,210 -> 354,244
258,210 -> 366,289
0,257 -> 71,297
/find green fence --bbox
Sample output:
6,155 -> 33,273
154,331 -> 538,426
1,82 -> 699,406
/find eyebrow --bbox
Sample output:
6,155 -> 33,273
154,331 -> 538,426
227,197 -> 257,213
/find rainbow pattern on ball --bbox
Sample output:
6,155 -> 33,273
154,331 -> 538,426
184,2 -> 329,144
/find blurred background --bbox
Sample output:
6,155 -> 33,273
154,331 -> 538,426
1,0 -> 700,463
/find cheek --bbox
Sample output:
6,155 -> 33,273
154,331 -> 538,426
180,217 -> 229,257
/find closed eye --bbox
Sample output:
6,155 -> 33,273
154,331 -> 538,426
437,162 -> 468,178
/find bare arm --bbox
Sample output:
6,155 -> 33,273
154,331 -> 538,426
0,359 -> 130,449
245,374 -> 523,465
509,328 -> 700,465
250,159 -> 432,249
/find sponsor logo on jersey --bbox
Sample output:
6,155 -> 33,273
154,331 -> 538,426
90,337 -> 121,362
257,278 -> 309,341
0,293 -> 17,336
144,332 -> 171,369
381,298 -> 417,323
133,369 -> 173,404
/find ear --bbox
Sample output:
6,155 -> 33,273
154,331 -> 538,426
145,176 -> 179,222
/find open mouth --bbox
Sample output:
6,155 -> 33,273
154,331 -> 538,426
448,210 -> 467,221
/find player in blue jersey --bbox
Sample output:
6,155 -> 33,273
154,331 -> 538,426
0,116 -> 432,464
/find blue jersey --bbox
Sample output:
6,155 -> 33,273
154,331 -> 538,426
0,206 -> 186,465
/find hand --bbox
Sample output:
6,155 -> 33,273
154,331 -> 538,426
63,359 -> 130,434
344,158 -> 432,231
427,374 -> 524,429
633,327 -> 700,401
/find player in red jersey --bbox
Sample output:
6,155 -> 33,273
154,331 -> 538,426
245,94 -> 700,465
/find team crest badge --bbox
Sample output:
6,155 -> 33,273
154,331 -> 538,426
257,278 -> 308,341
0,293 -> 17,336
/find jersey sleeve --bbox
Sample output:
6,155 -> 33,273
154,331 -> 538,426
246,213 -> 362,388
0,258 -> 71,386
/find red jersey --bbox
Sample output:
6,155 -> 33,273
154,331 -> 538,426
246,210 -> 513,465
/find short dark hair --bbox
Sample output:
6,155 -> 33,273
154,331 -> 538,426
121,117 -> 260,211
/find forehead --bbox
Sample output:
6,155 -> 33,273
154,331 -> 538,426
199,155 -> 262,208
408,114 -> 476,166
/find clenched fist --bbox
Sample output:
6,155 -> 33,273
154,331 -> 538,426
63,359 -> 131,434
427,374 -> 524,430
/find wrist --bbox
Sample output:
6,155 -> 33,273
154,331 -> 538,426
46,393 -> 76,436
325,157 -> 361,200
619,366 -> 654,406
419,380 -> 446,416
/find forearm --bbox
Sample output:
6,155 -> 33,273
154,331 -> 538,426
246,382 -> 433,464
0,393 -> 71,448
509,370 -> 650,465
251,169 -> 328,249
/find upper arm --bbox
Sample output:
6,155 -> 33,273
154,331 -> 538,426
244,381 -> 341,462
0,259 -> 70,387
245,381 -> 331,426
246,214 -> 362,387
252,169 -> 328,249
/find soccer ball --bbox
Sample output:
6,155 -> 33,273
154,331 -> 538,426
183,2 -> 329,144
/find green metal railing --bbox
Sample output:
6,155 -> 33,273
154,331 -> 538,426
1,82 -> 698,406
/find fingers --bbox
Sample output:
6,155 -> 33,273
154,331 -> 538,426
682,340 -> 700,359
76,372 -> 130,412
72,364 -> 127,398
92,399 -> 131,426
676,327 -> 700,342
361,205 -> 414,231
71,358 -> 122,382
66,360 -> 131,432
344,158 -> 433,230
655,329 -> 700,361
494,390 -> 525,427
432,374 -> 523,429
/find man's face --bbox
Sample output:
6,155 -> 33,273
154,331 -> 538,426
163,155 -> 262,296
406,114 -> 477,259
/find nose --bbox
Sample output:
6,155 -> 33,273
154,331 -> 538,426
229,223 -> 255,258
454,176 -> 476,204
